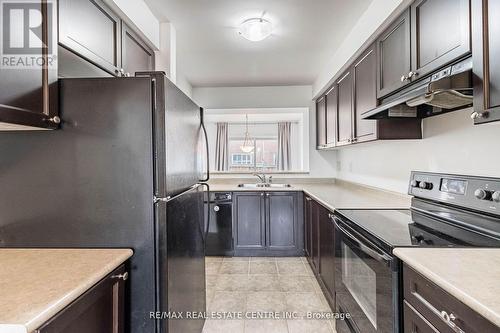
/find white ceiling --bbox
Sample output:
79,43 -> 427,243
145,0 -> 373,87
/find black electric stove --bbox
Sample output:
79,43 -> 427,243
333,172 -> 500,333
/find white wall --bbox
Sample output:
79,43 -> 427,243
193,86 -> 337,178
335,108 -> 500,193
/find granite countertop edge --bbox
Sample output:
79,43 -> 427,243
0,249 -> 133,333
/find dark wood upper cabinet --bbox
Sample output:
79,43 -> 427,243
233,192 -> 266,252
266,192 -> 297,251
411,0 -> 471,80
353,45 -> 378,143
336,70 -> 354,146
0,0 -> 59,130
121,24 -> 155,77
316,96 -> 327,148
37,265 -> 126,333
472,0 -> 500,124
325,86 -> 337,146
376,9 -> 411,98
59,0 -> 122,76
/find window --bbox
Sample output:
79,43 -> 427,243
228,138 -> 278,172
231,153 -> 253,166
205,108 -> 310,173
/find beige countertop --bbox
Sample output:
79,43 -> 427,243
209,178 -> 411,210
0,248 -> 133,333
394,248 -> 500,328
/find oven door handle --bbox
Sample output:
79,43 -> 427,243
333,216 -> 393,265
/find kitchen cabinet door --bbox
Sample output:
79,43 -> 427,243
59,0 -> 122,76
304,196 -> 313,258
411,0 -> 470,80
353,45 -> 378,143
233,192 -> 266,252
266,192 -> 297,251
318,206 -> 335,306
121,24 -> 155,77
336,70 -> 354,146
0,1 -> 59,130
376,9 -> 411,98
472,0 -> 500,124
325,86 -> 337,147
316,96 -> 327,149
37,265 -> 126,333
311,200 -> 320,273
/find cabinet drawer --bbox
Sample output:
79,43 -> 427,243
403,264 -> 498,333
404,301 -> 439,333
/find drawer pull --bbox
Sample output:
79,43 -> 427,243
112,272 -> 129,281
412,291 -> 465,333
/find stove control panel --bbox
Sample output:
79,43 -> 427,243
409,172 -> 500,215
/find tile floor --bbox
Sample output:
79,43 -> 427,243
203,256 -> 337,333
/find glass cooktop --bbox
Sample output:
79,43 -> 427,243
335,208 -> 500,252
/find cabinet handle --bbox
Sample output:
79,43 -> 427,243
411,291 -> 465,333
470,111 -> 487,120
112,271 -> 129,281
408,71 -> 418,79
261,193 -> 264,197
213,205 -> 220,212
266,193 -> 270,197
46,116 -> 61,124
401,75 -> 409,82
305,197 -> 312,201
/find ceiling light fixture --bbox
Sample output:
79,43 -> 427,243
238,18 -> 273,42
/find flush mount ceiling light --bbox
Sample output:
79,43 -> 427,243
238,18 -> 273,42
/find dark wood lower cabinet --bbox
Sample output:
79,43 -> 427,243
304,198 -> 335,310
403,264 -> 498,333
310,200 -> 320,271
304,196 -> 313,257
267,192 -> 298,251
318,205 -> 335,306
36,265 -> 127,333
233,191 -> 303,256
233,192 -> 266,253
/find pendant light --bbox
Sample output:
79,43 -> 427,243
240,114 -> 255,153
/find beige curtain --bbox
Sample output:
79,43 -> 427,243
215,123 -> 229,171
278,122 -> 292,171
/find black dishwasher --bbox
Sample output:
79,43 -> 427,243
205,192 -> 233,256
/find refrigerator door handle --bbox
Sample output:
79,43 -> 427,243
199,107 -> 210,182
201,182 -> 211,243
163,184 -> 201,203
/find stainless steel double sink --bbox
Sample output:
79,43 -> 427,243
237,183 -> 292,188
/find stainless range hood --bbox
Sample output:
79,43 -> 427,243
362,57 -> 473,119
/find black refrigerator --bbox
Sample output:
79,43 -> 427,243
0,72 -> 209,333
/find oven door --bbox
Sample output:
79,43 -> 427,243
334,216 -> 395,333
